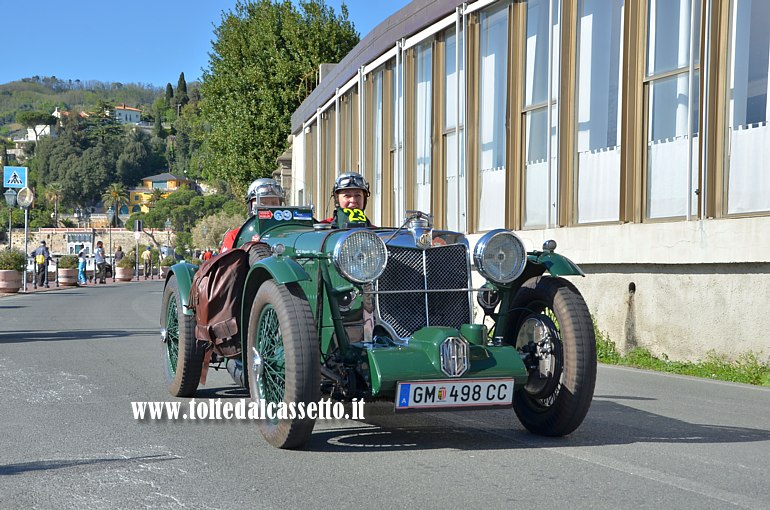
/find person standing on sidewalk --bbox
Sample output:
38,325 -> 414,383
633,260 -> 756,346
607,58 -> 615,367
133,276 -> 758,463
141,246 -> 152,280
94,241 -> 107,284
31,240 -> 51,288
114,246 -> 124,264
77,249 -> 88,285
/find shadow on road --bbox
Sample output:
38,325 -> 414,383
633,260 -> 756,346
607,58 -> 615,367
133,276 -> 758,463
0,454 -> 178,476
0,329 -> 159,344
301,398 -> 770,452
178,385 -> 770,453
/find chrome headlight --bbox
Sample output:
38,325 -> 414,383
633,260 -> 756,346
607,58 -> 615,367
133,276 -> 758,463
332,229 -> 387,284
473,229 -> 527,284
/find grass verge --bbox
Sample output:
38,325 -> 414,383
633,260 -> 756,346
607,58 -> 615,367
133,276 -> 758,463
594,323 -> 770,387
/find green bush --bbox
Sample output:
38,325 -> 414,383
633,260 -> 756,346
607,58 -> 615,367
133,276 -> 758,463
187,258 -> 202,266
117,255 -> 135,269
160,255 -> 175,266
0,248 -> 25,271
594,319 -> 621,365
58,255 -> 78,269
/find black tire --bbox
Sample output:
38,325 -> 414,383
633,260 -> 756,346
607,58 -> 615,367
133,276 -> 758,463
247,242 -> 273,267
161,274 -> 205,397
247,280 -> 320,449
508,276 -> 596,436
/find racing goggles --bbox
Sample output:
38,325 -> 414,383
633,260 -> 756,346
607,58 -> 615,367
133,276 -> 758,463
254,182 -> 284,198
335,175 -> 369,192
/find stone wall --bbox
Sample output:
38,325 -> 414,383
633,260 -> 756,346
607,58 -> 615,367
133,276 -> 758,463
9,228 -> 176,256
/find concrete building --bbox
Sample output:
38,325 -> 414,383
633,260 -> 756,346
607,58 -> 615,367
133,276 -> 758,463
288,0 -> 770,361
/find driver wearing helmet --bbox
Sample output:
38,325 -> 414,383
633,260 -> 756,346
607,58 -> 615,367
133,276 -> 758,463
246,178 -> 285,215
221,178 -> 285,253
323,172 -> 371,225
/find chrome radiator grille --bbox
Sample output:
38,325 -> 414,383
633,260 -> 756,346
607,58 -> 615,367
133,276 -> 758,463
376,244 -> 472,339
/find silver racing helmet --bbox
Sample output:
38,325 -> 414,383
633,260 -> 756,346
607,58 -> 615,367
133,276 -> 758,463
246,178 -> 285,215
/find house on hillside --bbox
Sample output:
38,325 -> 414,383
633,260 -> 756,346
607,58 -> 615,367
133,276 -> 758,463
11,107 -> 90,155
51,106 -> 89,124
127,172 -> 192,213
114,103 -> 141,124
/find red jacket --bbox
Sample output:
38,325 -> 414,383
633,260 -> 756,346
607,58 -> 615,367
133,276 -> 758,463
220,228 -> 238,253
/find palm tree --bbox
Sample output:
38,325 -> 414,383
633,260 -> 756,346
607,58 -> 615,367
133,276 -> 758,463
45,182 -> 64,227
147,188 -> 164,208
101,184 -> 129,227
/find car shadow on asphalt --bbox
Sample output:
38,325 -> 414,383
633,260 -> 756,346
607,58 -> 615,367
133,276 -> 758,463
302,398 -> 770,452
185,386 -> 770,452
0,329 -> 159,344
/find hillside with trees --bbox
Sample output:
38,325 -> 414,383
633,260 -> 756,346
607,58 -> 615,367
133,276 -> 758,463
1,0 -> 360,254
0,76 -> 161,138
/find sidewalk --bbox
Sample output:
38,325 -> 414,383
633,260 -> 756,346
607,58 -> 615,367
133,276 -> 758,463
0,274 -> 164,298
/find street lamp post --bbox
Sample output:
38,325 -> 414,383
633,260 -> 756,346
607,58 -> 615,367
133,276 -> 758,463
202,225 -> 208,254
16,187 -> 34,293
4,188 -> 16,248
163,218 -> 173,278
107,206 -> 115,282
164,217 -> 172,255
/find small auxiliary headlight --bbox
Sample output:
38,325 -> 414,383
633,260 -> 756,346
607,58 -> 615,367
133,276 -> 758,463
332,229 -> 387,284
473,229 -> 527,284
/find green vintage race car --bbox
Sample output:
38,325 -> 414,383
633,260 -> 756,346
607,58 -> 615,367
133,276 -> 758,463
160,206 -> 596,449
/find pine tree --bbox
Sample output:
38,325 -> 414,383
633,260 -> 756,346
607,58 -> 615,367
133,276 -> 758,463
175,72 -> 189,108
165,83 -> 174,106
177,72 -> 187,96
154,113 -> 164,138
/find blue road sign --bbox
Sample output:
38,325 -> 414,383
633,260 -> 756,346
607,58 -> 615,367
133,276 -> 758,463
4,166 -> 27,189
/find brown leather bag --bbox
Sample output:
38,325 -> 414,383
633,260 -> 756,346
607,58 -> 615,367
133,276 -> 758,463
188,247 -> 250,358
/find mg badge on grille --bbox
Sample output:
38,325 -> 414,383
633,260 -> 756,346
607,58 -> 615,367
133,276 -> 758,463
417,231 -> 432,248
440,337 -> 469,377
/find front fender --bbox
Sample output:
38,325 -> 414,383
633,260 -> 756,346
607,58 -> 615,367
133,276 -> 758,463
165,262 -> 198,315
241,255 -> 311,322
249,255 -> 310,285
529,252 -> 585,277
240,255 -> 313,384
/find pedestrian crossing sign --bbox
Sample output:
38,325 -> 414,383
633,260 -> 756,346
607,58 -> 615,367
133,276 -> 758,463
4,166 -> 27,189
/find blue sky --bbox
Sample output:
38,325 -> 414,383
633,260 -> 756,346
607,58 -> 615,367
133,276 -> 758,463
1,0 -> 410,88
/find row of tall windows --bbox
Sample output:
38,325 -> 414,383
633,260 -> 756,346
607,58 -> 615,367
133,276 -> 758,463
298,0 -> 770,231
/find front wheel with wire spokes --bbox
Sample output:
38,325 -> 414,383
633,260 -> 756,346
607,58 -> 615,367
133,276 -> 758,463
161,274 -> 205,397
507,276 -> 596,436
247,280 -> 319,449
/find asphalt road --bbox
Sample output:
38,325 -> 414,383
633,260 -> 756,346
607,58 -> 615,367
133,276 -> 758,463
1,281 -> 769,509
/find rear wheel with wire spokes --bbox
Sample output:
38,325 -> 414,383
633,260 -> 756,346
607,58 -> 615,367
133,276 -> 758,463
161,274 -> 205,397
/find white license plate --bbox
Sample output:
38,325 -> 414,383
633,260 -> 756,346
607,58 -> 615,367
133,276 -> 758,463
395,378 -> 514,410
